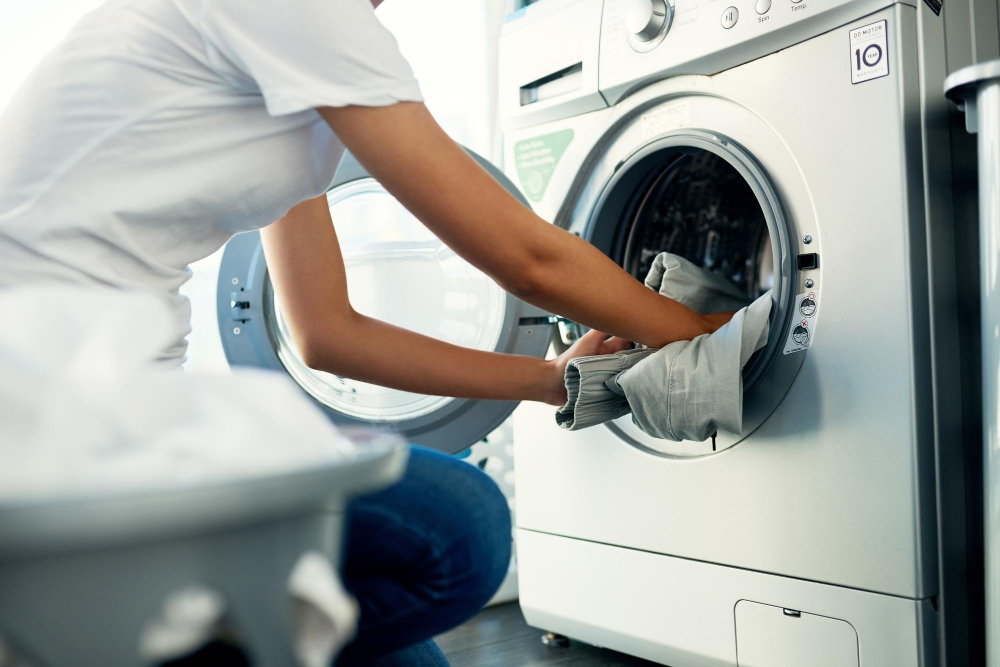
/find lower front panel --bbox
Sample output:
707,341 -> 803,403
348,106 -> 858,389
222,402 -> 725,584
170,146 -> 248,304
516,529 -> 938,667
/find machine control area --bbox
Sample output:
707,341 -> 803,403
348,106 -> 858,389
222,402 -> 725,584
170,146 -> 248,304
599,0 -> 901,103
625,0 -> 672,51
721,7 -> 739,28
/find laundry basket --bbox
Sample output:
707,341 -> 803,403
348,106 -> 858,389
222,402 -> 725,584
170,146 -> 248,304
0,432 -> 407,667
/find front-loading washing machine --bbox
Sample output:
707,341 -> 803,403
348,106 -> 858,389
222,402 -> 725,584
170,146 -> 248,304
208,0 -> 982,661
498,0 -> 981,664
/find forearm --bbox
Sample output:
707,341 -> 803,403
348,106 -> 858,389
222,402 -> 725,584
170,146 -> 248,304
306,310 -> 555,403
508,215 -> 713,347
320,103 -> 714,349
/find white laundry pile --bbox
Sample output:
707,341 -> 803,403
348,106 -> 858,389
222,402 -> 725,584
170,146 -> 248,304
556,253 -> 772,441
0,287 -> 358,499
0,287 -> 361,665
138,553 -> 359,667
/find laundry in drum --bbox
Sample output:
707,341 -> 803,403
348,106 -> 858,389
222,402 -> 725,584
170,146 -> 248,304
555,252 -> 771,442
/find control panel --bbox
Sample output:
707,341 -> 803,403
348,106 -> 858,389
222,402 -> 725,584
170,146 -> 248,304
499,0 -> 913,130
600,0 -> 912,103
499,0 -> 607,132
625,0 -> 672,51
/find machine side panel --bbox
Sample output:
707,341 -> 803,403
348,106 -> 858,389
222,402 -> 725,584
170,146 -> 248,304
890,2 -> 940,603
915,0 -> 980,662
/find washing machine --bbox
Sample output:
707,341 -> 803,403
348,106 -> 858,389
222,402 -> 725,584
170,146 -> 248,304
209,0 -> 977,660
498,0 -> 978,664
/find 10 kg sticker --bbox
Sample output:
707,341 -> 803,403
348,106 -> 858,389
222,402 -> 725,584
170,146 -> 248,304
850,20 -> 889,84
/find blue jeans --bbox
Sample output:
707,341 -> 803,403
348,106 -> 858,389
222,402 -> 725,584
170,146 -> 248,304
335,446 -> 512,666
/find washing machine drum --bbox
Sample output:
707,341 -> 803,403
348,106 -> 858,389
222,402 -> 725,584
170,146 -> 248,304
216,150 -> 554,455
621,150 -> 774,300
585,130 -> 800,455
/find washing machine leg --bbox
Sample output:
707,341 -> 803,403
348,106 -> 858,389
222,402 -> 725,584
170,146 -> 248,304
541,631 -> 570,648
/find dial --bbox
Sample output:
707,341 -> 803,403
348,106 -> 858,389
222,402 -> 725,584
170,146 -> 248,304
626,0 -> 669,41
625,0 -> 671,52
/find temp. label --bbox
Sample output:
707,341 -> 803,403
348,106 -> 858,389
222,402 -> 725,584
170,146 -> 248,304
850,20 -> 889,84
783,291 -> 819,355
514,129 -> 574,204
641,100 -> 691,140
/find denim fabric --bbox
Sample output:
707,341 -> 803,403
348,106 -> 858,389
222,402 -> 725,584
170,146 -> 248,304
355,639 -> 449,667
335,446 -> 512,666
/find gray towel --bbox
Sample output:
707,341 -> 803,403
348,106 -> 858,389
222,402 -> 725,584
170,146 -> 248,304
646,253 -> 750,315
554,348 -> 657,430
555,251 -> 771,441
613,292 -> 771,441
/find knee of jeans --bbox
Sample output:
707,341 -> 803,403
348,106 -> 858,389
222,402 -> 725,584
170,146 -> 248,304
436,458 -> 512,606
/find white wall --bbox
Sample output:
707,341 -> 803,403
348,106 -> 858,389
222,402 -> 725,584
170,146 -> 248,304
0,0 -> 106,109
0,0 -> 504,372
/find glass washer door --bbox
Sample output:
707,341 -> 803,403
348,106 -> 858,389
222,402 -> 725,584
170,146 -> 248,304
269,179 -> 509,423
218,150 -> 553,455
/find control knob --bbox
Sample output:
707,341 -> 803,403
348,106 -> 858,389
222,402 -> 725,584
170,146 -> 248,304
625,0 -> 671,51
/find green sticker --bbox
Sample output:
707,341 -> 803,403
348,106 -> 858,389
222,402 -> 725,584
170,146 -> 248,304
514,129 -> 574,203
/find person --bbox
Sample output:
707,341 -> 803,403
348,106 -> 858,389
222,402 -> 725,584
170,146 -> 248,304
0,0 -> 729,664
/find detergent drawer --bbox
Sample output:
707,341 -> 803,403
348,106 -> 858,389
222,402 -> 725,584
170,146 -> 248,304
736,601 -> 859,667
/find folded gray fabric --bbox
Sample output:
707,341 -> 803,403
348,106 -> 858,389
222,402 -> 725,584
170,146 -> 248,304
555,348 -> 657,430
555,251 -> 770,439
613,292 -> 771,441
645,252 -> 750,314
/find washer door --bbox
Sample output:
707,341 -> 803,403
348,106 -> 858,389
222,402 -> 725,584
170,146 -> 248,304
217,150 -> 554,454
583,129 -> 802,458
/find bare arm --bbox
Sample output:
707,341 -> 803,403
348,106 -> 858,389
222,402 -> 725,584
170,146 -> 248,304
261,196 -> 629,406
317,102 -> 719,348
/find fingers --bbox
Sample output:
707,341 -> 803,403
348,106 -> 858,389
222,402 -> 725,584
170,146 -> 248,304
578,328 -> 609,344
570,328 -> 633,357
601,336 -> 633,354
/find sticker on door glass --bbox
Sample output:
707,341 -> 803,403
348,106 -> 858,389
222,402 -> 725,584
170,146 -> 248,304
784,291 -> 818,355
850,20 -> 889,84
514,129 -> 574,203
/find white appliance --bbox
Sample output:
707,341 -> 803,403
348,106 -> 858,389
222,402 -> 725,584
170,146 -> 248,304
498,0 -> 985,664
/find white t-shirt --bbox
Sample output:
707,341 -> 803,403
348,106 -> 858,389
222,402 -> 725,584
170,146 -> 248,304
0,0 -> 422,365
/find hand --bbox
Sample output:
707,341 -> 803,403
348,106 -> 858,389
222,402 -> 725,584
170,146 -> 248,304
543,329 -> 633,406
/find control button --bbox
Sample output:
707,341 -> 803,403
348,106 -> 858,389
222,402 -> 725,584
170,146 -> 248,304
626,0 -> 669,42
797,253 -> 820,270
756,0 -> 771,13
721,6 -> 739,28
791,0 -> 803,4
